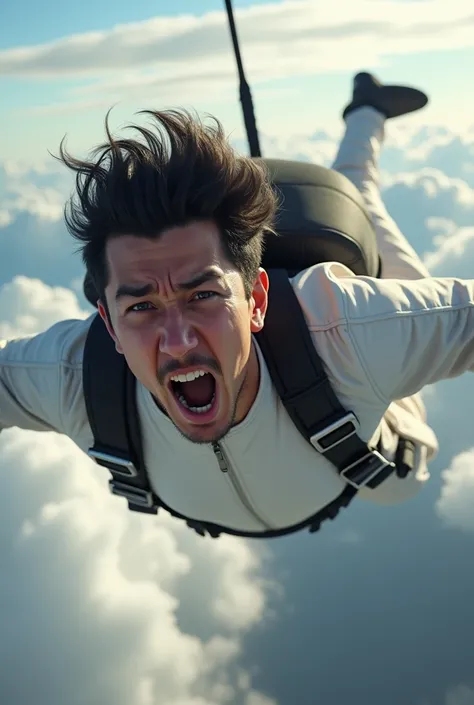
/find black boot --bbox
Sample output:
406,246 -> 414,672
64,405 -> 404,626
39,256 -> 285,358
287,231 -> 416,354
342,72 -> 428,120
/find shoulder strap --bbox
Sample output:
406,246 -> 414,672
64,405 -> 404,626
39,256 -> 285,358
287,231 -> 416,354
82,314 -> 222,536
83,314 -> 160,515
255,269 -> 397,500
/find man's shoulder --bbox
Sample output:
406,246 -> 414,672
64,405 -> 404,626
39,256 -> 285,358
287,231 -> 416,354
289,260 -> 420,329
0,314 -> 96,369
289,261 -> 354,329
0,314 -> 98,445
287,262 -> 390,439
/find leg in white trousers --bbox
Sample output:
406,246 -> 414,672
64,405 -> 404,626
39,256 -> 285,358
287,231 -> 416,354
331,106 -> 432,448
331,106 -> 431,281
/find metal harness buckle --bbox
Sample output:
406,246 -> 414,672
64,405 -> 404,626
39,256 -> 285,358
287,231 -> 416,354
309,413 -> 395,489
340,449 -> 395,490
87,449 -> 137,478
108,480 -> 155,509
310,412 -> 358,453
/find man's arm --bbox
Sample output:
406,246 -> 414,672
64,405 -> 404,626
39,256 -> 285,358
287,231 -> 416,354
334,269 -> 474,404
0,317 -> 92,438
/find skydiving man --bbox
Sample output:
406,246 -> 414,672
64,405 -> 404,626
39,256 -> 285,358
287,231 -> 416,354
1,72 -> 466,539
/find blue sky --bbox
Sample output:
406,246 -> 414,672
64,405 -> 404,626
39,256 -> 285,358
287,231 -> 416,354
1,0 -> 474,163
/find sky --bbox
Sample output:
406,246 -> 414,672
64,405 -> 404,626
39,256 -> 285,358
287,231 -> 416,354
2,0 -> 474,163
2,1 -> 474,704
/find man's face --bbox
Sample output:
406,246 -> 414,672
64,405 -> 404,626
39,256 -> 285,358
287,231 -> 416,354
98,221 -> 268,444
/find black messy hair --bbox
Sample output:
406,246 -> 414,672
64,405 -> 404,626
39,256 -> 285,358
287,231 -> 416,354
57,108 -> 279,316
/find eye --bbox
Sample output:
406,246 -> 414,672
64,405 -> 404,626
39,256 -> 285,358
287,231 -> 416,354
127,301 -> 154,313
191,291 -> 218,301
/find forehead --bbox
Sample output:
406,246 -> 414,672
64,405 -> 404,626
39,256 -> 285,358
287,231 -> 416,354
105,220 -> 230,287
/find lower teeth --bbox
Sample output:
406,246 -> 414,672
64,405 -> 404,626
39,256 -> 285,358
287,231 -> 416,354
177,392 -> 215,414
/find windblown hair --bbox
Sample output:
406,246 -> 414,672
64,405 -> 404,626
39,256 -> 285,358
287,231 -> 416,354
58,109 -> 279,310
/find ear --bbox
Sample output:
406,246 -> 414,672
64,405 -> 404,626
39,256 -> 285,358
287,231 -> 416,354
250,268 -> 269,333
97,300 -> 124,355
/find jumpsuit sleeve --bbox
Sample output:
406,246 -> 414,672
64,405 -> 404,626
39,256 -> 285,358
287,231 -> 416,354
0,317 -> 93,442
331,268 -> 474,404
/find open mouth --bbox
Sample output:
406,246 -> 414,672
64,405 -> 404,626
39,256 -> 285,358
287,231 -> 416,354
168,368 -> 218,422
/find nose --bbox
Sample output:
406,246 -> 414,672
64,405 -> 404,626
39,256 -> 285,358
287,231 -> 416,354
158,307 -> 198,359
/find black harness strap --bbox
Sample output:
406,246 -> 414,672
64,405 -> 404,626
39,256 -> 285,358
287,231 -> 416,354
83,315 -> 158,515
255,269 -> 396,494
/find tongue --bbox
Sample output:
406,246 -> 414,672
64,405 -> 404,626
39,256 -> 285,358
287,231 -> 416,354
178,375 -> 215,407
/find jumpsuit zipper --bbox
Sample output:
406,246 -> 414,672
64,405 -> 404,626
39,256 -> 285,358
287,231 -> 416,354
211,441 -> 274,530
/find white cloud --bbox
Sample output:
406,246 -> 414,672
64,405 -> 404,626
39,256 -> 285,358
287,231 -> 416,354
259,131 -> 337,166
0,160 -> 70,223
2,0 -> 474,111
423,224 -> 474,273
2,182 -> 64,222
0,276 -> 90,340
383,168 -> 474,207
385,124 -> 462,159
0,279 -> 277,704
0,209 -> 13,226
0,429 -> 275,705
0,162 -> 87,303
445,684 -> 474,705
379,167 -> 474,261
245,692 -> 279,705
435,449 -> 474,533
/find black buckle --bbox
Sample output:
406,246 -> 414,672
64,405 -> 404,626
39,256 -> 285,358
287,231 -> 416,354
340,449 -> 395,489
88,448 -> 137,478
310,412 -> 358,453
109,480 -> 156,509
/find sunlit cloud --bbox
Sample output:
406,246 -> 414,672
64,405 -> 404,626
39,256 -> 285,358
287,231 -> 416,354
2,0 -> 473,113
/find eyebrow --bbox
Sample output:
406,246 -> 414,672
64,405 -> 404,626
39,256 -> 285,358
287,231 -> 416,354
114,267 -> 224,303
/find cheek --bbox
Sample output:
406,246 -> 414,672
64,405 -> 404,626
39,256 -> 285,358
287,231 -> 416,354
116,324 -> 159,376
212,303 -> 247,335
214,304 -> 252,361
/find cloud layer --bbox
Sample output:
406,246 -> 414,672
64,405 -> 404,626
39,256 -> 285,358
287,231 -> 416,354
2,0 -> 474,112
0,428 -> 274,705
